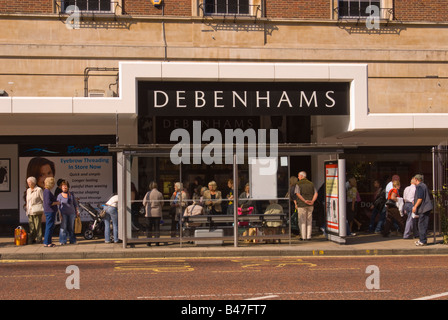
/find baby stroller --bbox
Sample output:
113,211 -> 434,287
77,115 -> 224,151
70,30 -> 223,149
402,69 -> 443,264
78,202 -> 111,240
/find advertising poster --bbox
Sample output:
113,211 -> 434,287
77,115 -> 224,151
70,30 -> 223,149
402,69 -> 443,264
325,159 -> 347,241
19,145 -> 114,223
325,161 -> 339,234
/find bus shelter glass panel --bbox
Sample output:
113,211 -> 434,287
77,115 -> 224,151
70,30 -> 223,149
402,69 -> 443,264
235,156 -> 292,244
126,154 -> 187,246
124,152 -> 292,246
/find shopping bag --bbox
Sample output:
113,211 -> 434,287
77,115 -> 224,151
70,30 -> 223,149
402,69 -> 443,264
14,226 -> 27,246
74,216 -> 82,234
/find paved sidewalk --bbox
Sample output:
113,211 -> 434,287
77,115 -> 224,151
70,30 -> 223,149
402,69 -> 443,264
1,232 -> 447,260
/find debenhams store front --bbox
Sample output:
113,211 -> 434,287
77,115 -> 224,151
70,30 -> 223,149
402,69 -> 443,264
0,62 -> 442,246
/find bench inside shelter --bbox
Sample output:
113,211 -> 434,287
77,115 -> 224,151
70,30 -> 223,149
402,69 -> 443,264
182,213 -> 289,243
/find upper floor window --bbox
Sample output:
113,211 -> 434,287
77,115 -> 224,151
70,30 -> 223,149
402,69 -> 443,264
203,0 -> 250,16
61,0 -> 113,13
338,0 -> 381,18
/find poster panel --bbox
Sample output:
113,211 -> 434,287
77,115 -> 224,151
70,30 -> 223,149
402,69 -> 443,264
19,155 -> 113,223
325,159 -> 346,238
325,161 -> 339,234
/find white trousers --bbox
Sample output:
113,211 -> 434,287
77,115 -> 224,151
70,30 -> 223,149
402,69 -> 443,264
297,206 -> 313,240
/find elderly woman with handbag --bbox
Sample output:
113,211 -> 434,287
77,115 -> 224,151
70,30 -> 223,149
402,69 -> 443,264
25,176 -> 44,244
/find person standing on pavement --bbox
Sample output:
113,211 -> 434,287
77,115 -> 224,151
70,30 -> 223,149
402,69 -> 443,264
42,177 -> 59,247
104,194 -> 119,243
294,171 -> 318,241
25,176 -> 44,244
143,181 -> 164,246
57,180 -> 80,245
413,174 -> 433,246
403,178 -> 418,239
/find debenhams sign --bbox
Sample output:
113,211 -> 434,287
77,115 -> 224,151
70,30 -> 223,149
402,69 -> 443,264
138,81 -> 349,116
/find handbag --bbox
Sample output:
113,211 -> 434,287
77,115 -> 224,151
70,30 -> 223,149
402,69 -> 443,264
31,203 -> 44,215
55,209 -> 62,225
99,208 -> 107,219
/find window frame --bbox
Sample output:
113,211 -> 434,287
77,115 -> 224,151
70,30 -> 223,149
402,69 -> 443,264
59,0 -> 115,14
337,0 -> 382,19
203,0 -> 252,16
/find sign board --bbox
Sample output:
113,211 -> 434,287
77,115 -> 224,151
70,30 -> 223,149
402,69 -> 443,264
19,144 -> 114,223
325,159 -> 346,242
138,81 -> 350,117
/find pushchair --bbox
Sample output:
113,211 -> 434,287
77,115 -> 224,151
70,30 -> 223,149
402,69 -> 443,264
78,202 -> 111,240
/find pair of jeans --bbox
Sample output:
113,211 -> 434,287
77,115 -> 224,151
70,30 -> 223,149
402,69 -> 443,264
369,207 -> 380,232
374,206 -> 387,232
59,212 -> 76,244
418,211 -> 431,244
104,205 -> 118,243
43,212 -> 55,245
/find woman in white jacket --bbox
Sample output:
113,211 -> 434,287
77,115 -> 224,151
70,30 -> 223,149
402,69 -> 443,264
25,176 -> 44,244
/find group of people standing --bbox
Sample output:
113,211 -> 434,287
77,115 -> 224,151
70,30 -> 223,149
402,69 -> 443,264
369,173 -> 433,245
25,176 -> 80,247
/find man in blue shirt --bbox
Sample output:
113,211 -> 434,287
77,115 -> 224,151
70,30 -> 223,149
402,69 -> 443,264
412,174 -> 433,246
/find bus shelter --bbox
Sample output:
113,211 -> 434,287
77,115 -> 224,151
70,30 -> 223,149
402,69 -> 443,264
107,143 -> 354,248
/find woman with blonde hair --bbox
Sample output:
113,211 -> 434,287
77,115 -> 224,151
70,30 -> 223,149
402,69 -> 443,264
203,181 -> 222,215
42,177 -> 59,247
25,176 -> 44,244
169,182 -> 187,236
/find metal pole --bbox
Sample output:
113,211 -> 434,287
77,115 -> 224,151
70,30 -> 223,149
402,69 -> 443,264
432,147 -> 437,244
233,154 -> 238,247
179,164 -> 183,247
122,152 -> 127,249
287,155 -> 291,245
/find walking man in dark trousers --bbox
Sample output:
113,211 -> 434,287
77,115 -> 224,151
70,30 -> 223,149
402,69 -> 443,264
412,174 -> 433,246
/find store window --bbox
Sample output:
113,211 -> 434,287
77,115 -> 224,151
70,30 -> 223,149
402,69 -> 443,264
342,147 -> 433,230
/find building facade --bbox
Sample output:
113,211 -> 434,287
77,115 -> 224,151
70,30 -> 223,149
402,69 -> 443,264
1,0 -> 447,240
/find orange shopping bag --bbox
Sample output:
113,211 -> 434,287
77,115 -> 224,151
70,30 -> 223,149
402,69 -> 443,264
14,226 -> 27,246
